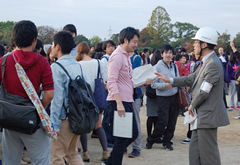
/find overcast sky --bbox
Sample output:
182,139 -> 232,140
1,0 -> 239,40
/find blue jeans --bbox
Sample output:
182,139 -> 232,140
104,101 -> 138,165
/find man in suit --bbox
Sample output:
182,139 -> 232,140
156,27 -> 229,165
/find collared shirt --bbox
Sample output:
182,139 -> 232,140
107,46 -> 134,102
50,55 -> 82,132
202,51 -> 214,65
101,54 -> 110,82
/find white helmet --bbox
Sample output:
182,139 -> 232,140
192,27 -> 218,45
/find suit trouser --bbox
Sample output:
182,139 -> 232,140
132,98 -> 142,152
149,94 -> 179,146
3,127 -> 50,165
189,128 -> 221,165
50,120 -> 84,165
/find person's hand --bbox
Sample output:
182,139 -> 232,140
236,81 -> 239,85
117,102 -> 125,117
230,41 -> 235,48
155,72 -> 170,83
188,105 -> 194,117
165,83 -> 172,89
145,78 -> 154,85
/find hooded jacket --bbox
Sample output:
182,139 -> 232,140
0,49 -> 53,98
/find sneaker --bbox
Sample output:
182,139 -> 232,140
145,141 -> 154,149
21,160 -> 28,165
181,137 -> 191,144
162,144 -> 173,151
236,106 -> 240,109
234,116 -> 240,119
128,149 -> 140,158
227,107 -> 233,111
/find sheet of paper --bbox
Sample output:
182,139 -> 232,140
113,111 -> 133,138
190,118 -> 197,131
132,64 -> 157,88
219,55 -> 226,63
184,109 -> 197,125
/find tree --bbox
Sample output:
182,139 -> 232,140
170,22 -> 199,48
75,34 -> 89,44
110,33 -> 119,45
138,27 -> 152,47
147,6 -> 171,48
217,32 -> 231,52
233,32 -> 240,50
37,26 -> 57,44
89,35 -> 102,47
0,21 -> 15,46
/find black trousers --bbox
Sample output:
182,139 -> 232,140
148,94 -> 179,146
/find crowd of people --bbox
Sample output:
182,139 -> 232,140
0,20 -> 239,165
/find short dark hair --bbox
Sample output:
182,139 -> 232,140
12,20 -> 38,48
53,31 -> 75,54
63,24 -> 77,35
143,48 -> 149,53
102,40 -> 116,51
161,44 -> 174,55
35,39 -> 43,49
119,27 -> 139,44
175,53 -> 182,61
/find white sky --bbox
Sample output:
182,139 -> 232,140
1,0 -> 239,40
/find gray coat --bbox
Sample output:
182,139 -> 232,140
173,52 -> 229,128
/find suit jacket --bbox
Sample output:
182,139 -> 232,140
173,52 -> 230,128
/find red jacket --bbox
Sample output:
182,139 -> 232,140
174,61 -> 189,77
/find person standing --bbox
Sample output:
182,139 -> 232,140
63,24 -> 78,59
156,27 -> 230,165
103,27 -> 152,165
1,20 -> 54,165
50,31 -> 84,165
145,44 -> 180,151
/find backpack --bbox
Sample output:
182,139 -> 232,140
55,62 -> 99,135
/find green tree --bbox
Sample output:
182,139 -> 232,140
90,35 -> 102,47
217,32 -> 231,52
233,32 -> 240,50
170,22 -> 199,48
37,26 -> 57,44
75,34 -> 89,44
147,6 -> 171,48
0,21 -> 15,46
110,33 -> 119,45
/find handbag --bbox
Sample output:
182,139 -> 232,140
94,60 -> 107,110
0,53 -> 57,138
178,87 -> 190,108
0,55 -> 40,134
173,64 -> 190,108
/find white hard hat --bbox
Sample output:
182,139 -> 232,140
192,27 -> 218,45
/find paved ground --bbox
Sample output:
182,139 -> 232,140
1,95 -> 240,165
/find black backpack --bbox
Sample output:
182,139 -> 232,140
55,62 -> 99,135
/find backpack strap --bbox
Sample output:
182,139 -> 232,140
173,63 -> 177,77
55,62 -> 72,80
101,56 -> 109,61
